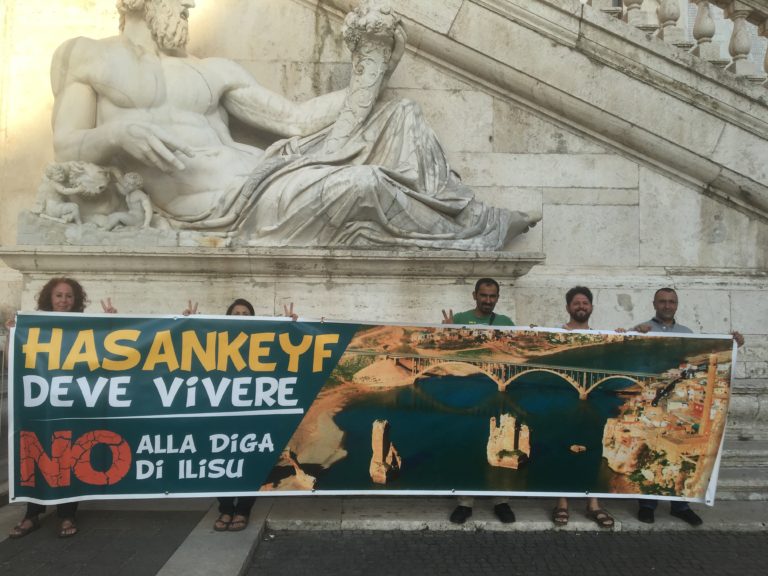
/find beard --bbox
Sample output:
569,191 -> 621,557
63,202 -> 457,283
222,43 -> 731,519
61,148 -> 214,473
146,0 -> 189,51
571,309 -> 591,322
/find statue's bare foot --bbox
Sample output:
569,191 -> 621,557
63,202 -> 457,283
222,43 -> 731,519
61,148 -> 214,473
525,210 -> 542,229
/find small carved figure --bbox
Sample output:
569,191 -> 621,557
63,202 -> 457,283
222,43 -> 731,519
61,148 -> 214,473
100,172 -> 153,230
33,163 -> 84,224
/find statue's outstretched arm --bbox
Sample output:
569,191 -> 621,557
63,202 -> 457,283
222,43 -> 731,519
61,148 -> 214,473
222,13 -> 405,142
219,58 -> 347,137
49,179 -> 85,197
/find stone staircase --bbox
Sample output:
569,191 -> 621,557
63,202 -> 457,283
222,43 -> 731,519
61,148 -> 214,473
718,439 -> 768,500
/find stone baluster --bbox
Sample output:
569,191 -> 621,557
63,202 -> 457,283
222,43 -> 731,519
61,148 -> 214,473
724,1 -> 763,80
761,20 -> 768,82
657,0 -> 695,48
625,0 -> 661,36
691,0 -> 731,67
590,0 -> 623,18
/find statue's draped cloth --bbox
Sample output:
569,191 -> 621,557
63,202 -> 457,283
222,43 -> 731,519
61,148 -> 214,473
167,99 -> 532,249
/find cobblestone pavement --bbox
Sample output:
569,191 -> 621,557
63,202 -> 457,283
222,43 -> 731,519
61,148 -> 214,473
249,529 -> 768,576
0,510 -> 203,576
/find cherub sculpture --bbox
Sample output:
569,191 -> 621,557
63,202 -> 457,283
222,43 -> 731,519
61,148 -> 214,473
32,163 -> 85,225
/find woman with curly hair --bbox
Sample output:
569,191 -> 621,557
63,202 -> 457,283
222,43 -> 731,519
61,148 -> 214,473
8,277 -> 115,539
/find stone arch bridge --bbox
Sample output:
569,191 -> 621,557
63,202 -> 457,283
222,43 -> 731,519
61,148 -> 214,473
361,353 -> 659,400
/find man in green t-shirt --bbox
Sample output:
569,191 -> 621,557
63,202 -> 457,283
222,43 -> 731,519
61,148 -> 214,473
442,277 -> 515,327
442,278 -> 516,524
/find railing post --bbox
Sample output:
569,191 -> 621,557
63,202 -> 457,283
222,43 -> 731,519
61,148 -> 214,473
591,0 -> 624,18
625,0 -> 660,35
724,1 -> 764,80
657,0 -> 694,48
625,0 -> 644,23
691,0 -> 729,66
760,20 -> 768,82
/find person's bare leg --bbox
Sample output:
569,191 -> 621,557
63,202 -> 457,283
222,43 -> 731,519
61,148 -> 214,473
552,497 -> 569,526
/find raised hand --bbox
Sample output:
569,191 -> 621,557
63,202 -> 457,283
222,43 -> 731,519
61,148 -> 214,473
182,300 -> 199,316
100,298 -> 118,314
283,302 -> 299,321
441,309 -> 454,324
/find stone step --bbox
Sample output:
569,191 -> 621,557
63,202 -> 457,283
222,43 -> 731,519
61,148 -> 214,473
716,466 -> 768,500
721,440 -> 768,467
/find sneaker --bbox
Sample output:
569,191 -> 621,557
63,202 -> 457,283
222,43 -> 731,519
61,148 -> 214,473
449,505 -> 472,524
493,503 -> 516,524
637,507 -> 655,524
670,508 -> 703,527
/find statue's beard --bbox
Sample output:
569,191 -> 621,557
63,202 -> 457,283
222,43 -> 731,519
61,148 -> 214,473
146,0 -> 189,51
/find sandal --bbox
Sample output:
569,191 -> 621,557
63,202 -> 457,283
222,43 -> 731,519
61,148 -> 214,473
228,515 -> 248,532
586,508 -> 614,529
213,514 -> 232,532
9,516 -> 41,539
58,518 -> 78,538
552,506 -> 569,526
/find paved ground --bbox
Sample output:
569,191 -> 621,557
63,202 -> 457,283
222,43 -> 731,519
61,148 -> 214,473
0,509 -> 203,576
249,529 -> 768,576
0,497 -> 765,576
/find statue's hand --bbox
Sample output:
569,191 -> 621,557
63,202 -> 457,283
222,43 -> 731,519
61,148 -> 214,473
385,23 -> 407,83
114,122 -> 194,172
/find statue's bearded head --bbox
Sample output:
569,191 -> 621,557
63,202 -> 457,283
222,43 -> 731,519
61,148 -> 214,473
117,0 -> 191,51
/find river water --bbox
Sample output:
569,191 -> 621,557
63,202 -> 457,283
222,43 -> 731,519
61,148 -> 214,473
319,336 -> 732,493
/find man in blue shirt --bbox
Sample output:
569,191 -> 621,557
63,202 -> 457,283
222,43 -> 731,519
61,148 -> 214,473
634,287 -> 743,526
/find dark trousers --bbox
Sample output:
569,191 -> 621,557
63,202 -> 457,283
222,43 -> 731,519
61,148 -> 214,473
638,499 -> 690,513
25,501 -> 78,519
217,496 -> 256,516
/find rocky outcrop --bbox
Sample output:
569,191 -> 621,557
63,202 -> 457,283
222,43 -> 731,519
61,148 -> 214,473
487,414 -> 530,469
369,419 -> 402,484
261,450 -> 317,491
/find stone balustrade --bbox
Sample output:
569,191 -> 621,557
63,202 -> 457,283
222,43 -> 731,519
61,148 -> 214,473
590,0 -> 768,83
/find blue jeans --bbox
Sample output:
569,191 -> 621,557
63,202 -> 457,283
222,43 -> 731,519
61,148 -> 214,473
638,499 -> 690,512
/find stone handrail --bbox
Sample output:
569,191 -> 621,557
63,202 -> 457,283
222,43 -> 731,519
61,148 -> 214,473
592,0 -> 768,83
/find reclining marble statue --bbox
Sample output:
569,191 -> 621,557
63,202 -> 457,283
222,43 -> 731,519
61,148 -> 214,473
37,0 -> 540,249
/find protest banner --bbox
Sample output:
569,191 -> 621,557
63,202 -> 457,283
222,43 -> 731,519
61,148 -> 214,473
9,313 -> 735,504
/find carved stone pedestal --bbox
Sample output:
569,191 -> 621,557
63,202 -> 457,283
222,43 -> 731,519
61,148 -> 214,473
0,246 -> 545,321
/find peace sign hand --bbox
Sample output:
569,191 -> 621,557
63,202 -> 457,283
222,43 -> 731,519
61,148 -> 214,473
101,298 -> 118,314
283,302 -> 299,321
182,300 -> 199,316
441,309 -> 454,324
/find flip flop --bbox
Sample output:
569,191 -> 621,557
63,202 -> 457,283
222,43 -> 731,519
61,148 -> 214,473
586,508 -> 614,529
58,518 -> 78,538
9,516 -> 41,539
228,515 -> 249,532
552,506 -> 569,526
213,514 -> 232,532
